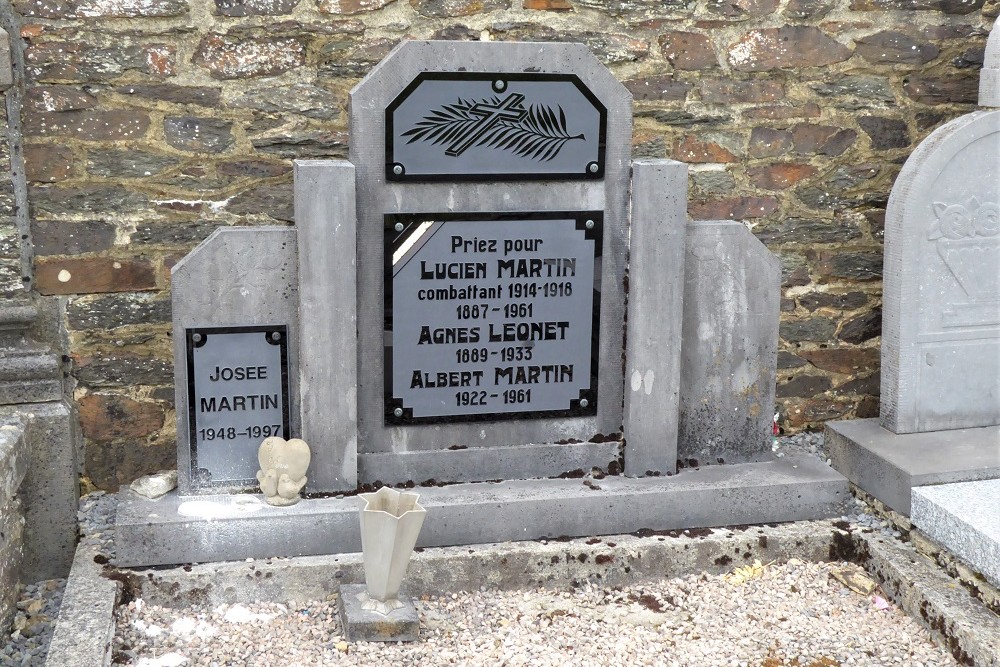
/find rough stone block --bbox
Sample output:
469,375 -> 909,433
678,221 -> 781,466
337,584 -> 420,642
623,159 -> 687,476
0,29 -> 11,91
0,402 -> 80,581
912,479 -> 1000,588
0,416 -> 28,504
826,418 -> 1000,514
881,108 -> 1000,433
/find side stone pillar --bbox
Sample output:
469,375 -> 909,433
0,305 -> 80,581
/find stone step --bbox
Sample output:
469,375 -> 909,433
911,479 -> 1000,589
826,418 -> 1000,514
116,454 -> 849,567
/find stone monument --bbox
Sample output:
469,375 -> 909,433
828,20 -> 1000,514
115,40 -> 847,568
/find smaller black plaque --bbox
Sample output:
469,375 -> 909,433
386,73 -> 607,182
186,325 -> 290,489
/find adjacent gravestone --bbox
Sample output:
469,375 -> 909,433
344,41 -> 646,485
678,221 -> 780,466
172,227 -> 301,494
881,90 -> 1000,432
828,19 -> 1000,514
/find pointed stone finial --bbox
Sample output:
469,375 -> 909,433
981,20 -> 1000,107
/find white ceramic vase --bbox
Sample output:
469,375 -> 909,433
357,486 -> 427,615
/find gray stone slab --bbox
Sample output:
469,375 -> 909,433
349,41 -> 632,480
679,221 -> 781,466
826,418 -> 1000,514
0,402 -> 79,581
623,159 -> 687,476
44,542 -> 119,667
880,108 -> 1000,433
293,160 -> 358,492
337,584 -> 419,642
912,479 -> 1000,588
861,530 -> 1000,667
0,28 -> 11,91
359,441 -> 620,484
115,455 -> 848,567
171,227 -> 300,494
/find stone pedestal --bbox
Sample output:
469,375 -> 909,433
337,584 -> 419,642
826,419 -> 1000,514
0,303 -> 79,581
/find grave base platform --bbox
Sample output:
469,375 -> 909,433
826,419 -> 1000,515
337,585 -> 420,642
116,455 -> 848,567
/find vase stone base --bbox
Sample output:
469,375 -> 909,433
337,584 -> 419,642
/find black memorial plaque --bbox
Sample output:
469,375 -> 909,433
385,212 -> 602,424
386,73 -> 607,182
186,325 -> 290,488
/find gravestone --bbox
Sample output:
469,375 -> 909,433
120,40 -> 849,567
171,227 -> 301,493
827,19 -> 1000,513
347,41 -> 648,485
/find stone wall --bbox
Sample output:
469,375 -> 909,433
7,0 -> 995,489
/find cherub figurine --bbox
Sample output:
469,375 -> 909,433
256,437 -> 311,506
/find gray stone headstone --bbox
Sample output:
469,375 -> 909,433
349,41 -> 632,485
172,227 -> 300,494
678,221 -> 780,466
881,109 -> 1000,433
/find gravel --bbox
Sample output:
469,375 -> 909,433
0,433 -> 963,667
112,559 -> 958,667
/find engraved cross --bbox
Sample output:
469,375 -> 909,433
445,93 -> 528,157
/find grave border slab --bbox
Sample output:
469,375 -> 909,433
115,455 -> 848,567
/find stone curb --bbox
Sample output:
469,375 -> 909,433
127,518 -> 849,608
861,531 -> 1000,667
43,541 -> 120,667
45,519 -> 1000,667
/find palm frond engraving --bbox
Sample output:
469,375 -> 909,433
401,93 -> 585,162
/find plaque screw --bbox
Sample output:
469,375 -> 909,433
394,222 -> 404,232
270,331 -> 281,342
588,162 -> 599,174
493,80 -> 506,92
579,398 -> 589,408
393,407 -> 404,418
191,333 -> 203,343
392,164 -> 404,176
585,219 -> 595,229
